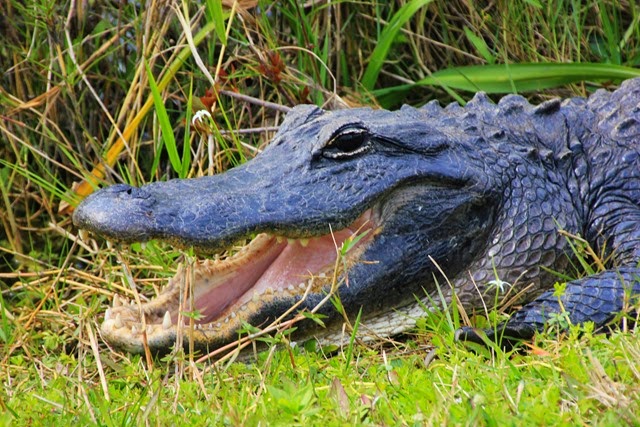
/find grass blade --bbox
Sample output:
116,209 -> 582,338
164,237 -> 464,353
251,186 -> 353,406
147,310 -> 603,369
66,19 -> 220,208
181,77 -> 194,179
464,27 -> 495,64
145,59 -> 181,175
206,0 -> 228,46
361,0 -> 433,91
373,62 -> 640,106
419,62 -> 640,92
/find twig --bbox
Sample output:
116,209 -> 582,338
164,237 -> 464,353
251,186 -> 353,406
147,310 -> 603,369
219,89 -> 292,113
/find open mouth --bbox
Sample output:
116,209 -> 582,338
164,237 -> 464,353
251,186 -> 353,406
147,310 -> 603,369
100,209 -> 378,354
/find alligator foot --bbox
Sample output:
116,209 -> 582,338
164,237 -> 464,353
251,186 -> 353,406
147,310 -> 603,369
455,268 -> 640,351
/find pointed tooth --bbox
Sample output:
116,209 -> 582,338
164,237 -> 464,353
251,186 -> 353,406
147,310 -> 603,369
230,312 -> 236,319
112,294 -> 122,308
131,325 -> 138,334
129,299 -> 136,306
288,285 -> 295,292
78,229 -> 89,242
253,291 -> 260,303
104,308 -> 112,321
216,322 -> 222,328
299,238 -> 309,247
224,317 -> 229,324
266,287 -> 273,295
162,311 -> 172,330
114,314 -> 123,329
276,236 -> 284,243
299,282 -> 306,290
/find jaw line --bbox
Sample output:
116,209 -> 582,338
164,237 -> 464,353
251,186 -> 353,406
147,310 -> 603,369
100,209 -> 379,353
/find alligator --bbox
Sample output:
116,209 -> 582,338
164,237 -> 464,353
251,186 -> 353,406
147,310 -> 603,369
73,78 -> 640,355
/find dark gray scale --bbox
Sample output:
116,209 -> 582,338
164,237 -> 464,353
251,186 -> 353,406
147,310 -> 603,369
457,78 -> 640,348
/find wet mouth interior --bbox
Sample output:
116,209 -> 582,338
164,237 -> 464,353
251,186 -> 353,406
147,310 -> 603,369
102,209 -> 377,343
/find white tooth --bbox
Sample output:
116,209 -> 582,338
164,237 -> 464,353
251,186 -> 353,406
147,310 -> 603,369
276,236 -> 284,243
288,285 -> 295,292
231,312 -> 236,318
216,322 -> 222,328
299,239 -> 309,247
114,314 -> 123,329
253,291 -> 260,303
162,311 -> 172,330
140,242 -> 146,250
224,317 -> 229,324
131,325 -> 138,334
102,319 -> 114,330
299,282 -> 306,289
78,229 -> 89,242
318,273 -> 326,278
105,308 -> 112,321
208,323 -> 213,330
129,300 -> 136,306
113,295 -> 122,308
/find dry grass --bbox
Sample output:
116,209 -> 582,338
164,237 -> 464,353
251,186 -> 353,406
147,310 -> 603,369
1,0 -> 639,424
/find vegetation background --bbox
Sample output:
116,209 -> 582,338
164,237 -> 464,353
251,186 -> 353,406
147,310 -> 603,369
1,0 -> 639,424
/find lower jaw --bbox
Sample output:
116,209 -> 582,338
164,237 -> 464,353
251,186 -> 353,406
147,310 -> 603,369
100,210 -> 377,354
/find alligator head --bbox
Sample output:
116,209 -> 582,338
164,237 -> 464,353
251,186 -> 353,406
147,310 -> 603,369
72,103 -> 526,354
73,80 -> 640,355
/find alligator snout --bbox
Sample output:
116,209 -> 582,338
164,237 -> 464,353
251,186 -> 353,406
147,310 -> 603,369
73,183 -> 157,243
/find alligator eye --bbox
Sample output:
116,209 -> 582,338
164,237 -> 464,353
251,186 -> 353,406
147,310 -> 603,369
323,127 -> 371,159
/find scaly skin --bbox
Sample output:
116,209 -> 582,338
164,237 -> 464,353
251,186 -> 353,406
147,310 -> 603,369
73,79 -> 640,354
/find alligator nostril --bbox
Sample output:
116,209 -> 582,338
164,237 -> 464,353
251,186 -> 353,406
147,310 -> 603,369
126,188 -> 132,195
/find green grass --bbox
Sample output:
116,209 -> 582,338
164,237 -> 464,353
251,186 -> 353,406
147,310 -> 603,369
1,0 -> 640,425
3,321 -> 639,424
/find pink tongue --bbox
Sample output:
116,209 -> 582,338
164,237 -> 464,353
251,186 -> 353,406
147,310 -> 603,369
252,216 -> 373,292
252,236 -> 341,291
195,210 -> 374,322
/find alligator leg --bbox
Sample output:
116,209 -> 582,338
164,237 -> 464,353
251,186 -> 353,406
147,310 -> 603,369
455,268 -> 640,350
